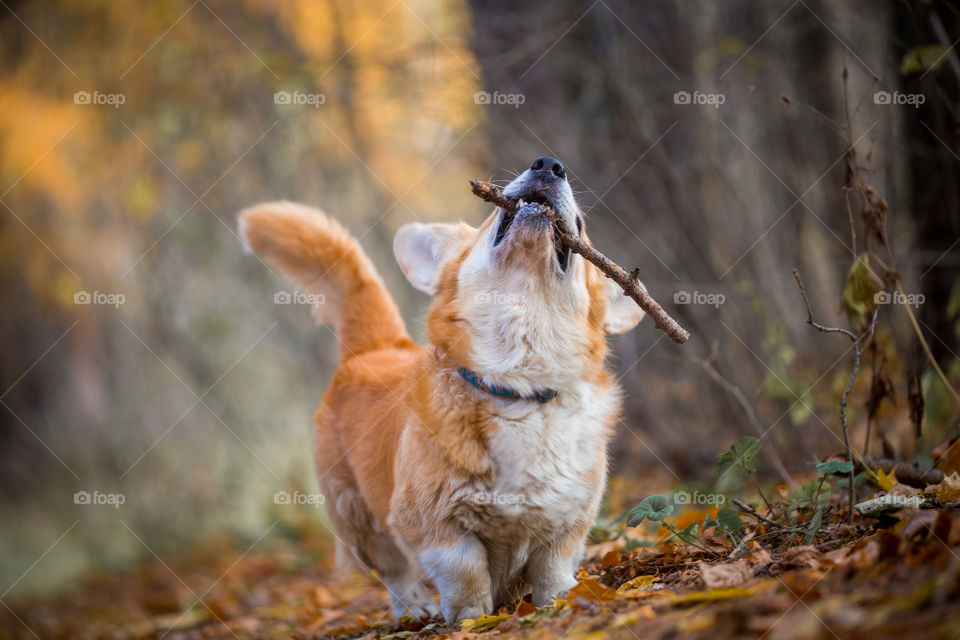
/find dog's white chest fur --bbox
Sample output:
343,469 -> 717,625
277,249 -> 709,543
471,384 -> 617,537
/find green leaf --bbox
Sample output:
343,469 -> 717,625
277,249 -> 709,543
716,505 -> 744,534
666,521 -> 700,545
712,436 -> 762,475
805,506 -> 824,544
815,460 -> 854,475
900,44 -> 948,74
627,495 -> 674,526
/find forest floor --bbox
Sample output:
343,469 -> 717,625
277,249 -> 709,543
3,470 -> 960,640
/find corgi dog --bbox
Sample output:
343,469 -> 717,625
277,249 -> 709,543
238,156 -> 645,624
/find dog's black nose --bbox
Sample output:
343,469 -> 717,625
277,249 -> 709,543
530,156 -> 566,180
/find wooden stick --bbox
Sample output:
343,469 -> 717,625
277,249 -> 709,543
469,179 -> 691,344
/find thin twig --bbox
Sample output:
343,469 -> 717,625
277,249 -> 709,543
793,268 -> 878,522
470,179 -> 691,344
732,498 -> 782,530
727,531 -> 755,559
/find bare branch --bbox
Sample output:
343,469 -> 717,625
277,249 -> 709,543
792,269 -> 857,341
793,268 -> 878,522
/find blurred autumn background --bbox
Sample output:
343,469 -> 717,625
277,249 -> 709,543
1,0 -> 959,637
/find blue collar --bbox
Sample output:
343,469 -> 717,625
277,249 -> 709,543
457,367 -> 558,403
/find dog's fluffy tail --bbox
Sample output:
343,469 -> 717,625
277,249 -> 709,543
238,201 -> 413,359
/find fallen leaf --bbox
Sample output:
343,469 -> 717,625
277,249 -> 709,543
599,549 -> 621,568
932,438 -> 960,475
889,483 -> 921,497
874,467 -> 897,491
925,472 -> 960,502
568,579 -> 618,604
779,545 -> 821,570
667,579 -> 775,604
745,546 -> 772,569
699,561 -> 753,589
459,612 -> 510,632
616,574 -> 657,594
497,601 -> 539,633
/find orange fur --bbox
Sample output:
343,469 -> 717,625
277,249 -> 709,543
239,201 -> 414,359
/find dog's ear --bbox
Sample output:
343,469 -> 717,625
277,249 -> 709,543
603,278 -> 646,334
394,222 -> 472,295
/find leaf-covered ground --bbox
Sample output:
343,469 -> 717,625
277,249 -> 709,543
4,472 -> 960,640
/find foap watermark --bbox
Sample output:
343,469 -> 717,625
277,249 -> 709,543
473,291 -> 525,305
74,490 -> 125,508
674,90 -> 725,108
674,290 -> 725,308
74,290 -> 125,308
873,492 -> 923,509
474,91 -> 525,108
74,90 -> 125,109
274,291 -> 325,306
274,90 -> 325,108
874,290 -> 924,308
472,491 -> 526,506
273,490 -> 325,508
874,91 -> 925,108
673,490 -> 726,506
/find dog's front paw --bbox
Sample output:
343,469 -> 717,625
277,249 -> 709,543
446,604 -> 486,625
532,575 -> 577,608
408,599 -> 441,619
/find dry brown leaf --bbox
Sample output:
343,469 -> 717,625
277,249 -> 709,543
925,472 -> 960,502
600,549 -> 622,568
667,578 -> 776,604
497,600 -> 538,633
583,541 -> 620,562
616,574 -> 657,595
745,546 -> 772,569
932,438 -> 960,475
779,545 -> 821,570
901,511 -> 938,539
568,579 -> 618,604
889,483 -> 922,497
699,561 -> 753,589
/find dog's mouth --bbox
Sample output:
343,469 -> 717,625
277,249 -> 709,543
493,190 -> 572,271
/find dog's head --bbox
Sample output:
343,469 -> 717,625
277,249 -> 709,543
394,157 -> 645,393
